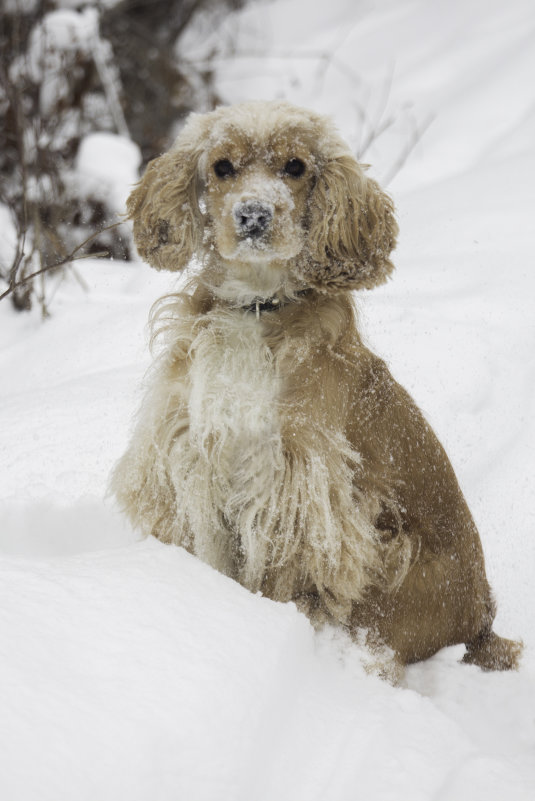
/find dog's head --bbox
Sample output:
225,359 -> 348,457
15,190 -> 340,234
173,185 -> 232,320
127,100 -> 398,294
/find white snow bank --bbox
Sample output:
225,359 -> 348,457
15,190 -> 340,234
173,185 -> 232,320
1,539 -> 534,801
0,539 -> 311,801
74,132 -> 142,213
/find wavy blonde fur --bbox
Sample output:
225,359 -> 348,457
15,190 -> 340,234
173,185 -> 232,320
112,101 -> 522,674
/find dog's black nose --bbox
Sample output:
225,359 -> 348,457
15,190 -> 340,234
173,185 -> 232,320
233,200 -> 273,238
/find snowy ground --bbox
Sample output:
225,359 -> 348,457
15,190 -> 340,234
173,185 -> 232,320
1,1 -> 535,799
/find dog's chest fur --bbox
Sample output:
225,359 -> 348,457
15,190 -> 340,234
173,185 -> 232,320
186,309 -> 283,496
166,302 -> 381,610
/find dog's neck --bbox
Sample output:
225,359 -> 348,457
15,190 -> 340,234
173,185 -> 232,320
240,291 -> 311,318
202,261 -> 308,315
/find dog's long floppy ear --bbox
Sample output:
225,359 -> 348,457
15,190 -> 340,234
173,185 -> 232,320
126,114 -> 207,271
301,152 -> 398,291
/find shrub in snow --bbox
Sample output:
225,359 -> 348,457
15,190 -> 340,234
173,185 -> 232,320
0,0 -> 244,313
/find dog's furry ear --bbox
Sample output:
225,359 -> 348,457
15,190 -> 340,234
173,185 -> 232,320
301,153 -> 398,291
127,115 -> 207,271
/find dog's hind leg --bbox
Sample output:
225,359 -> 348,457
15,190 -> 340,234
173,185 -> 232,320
462,628 -> 523,671
353,543 -> 522,671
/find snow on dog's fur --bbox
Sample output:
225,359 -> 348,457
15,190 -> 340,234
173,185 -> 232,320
112,100 -> 521,676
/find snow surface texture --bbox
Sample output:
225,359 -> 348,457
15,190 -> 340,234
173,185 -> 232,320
1,1 -> 535,799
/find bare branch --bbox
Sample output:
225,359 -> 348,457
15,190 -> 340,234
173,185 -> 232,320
381,113 -> 434,186
0,223 -> 121,303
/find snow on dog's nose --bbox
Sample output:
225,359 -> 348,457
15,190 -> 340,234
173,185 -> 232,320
232,200 -> 274,239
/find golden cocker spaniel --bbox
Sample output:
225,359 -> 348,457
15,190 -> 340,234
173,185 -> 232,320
112,100 -> 521,676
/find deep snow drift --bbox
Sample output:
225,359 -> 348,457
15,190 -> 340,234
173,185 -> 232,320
1,1 -> 534,799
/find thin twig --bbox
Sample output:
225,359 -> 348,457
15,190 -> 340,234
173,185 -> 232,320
0,223 -> 121,303
381,113 -> 434,185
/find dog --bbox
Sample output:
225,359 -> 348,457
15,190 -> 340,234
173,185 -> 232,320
111,100 -> 521,675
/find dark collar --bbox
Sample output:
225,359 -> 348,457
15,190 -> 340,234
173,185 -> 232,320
242,290 -> 310,317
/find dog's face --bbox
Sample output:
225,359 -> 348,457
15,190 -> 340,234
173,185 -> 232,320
127,101 -> 399,294
203,125 -> 318,269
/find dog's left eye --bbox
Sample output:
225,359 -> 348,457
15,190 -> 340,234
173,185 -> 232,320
213,159 -> 236,178
283,158 -> 306,177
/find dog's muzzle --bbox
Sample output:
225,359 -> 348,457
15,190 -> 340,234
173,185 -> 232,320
232,200 -> 274,239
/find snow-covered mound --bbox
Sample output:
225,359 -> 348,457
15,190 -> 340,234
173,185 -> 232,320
1,1 -> 534,799
1,539 -> 533,801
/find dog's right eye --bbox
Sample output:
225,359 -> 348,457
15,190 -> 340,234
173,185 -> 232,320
213,159 -> 236,178
283,158 -> 306,177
